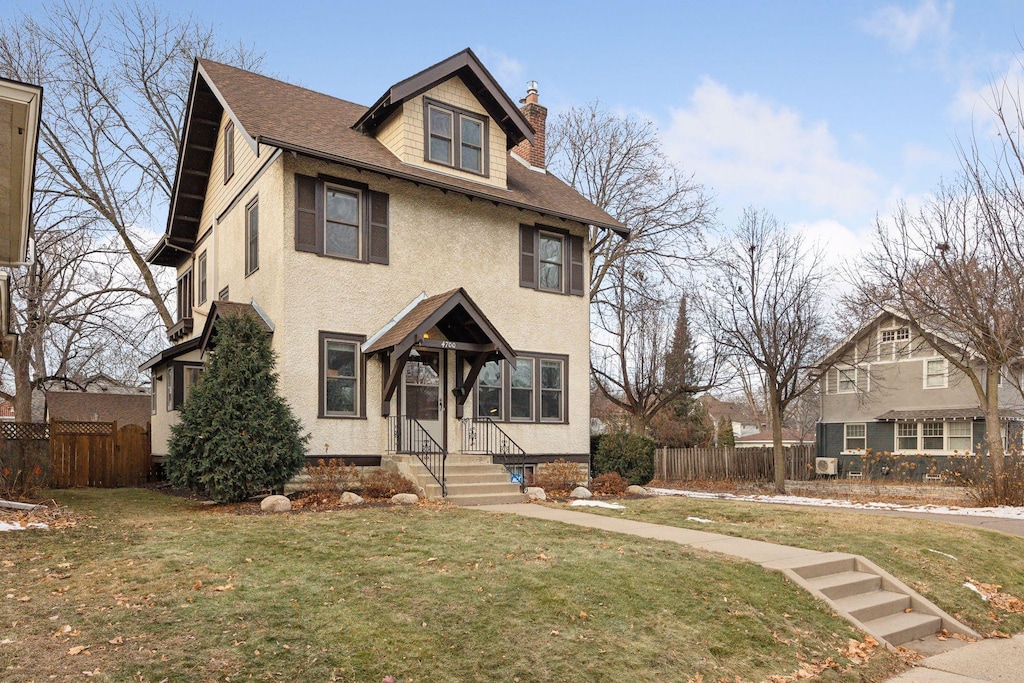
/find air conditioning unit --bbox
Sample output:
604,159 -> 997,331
815,457 -> 838,476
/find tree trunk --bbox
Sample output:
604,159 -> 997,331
769,387 -> 786,494
984,365 -> 1006,499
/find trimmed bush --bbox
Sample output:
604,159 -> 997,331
362,470 -> 418,499
166,312 -> 309,503
305,459 -> 363,495
532,459 -> 585,495
594,432 -> 655,486
591,471 -> 629,495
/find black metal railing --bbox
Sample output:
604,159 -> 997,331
460,417 -> 527,490
387,415 -> 446,496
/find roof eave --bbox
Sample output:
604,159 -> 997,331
263,138 -> 625,235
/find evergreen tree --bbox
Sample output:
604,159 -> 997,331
652,296 -> 715,446
716,415 -> 736,447
166,312 -> 308,502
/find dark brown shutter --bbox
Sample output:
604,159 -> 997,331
519,225 -> 537,289
295,174 -> 319,253
368,191 -> 389,264
568,235 -> 585,296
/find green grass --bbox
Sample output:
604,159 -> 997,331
0,489 -> 898,682
554,495 -> 1024,636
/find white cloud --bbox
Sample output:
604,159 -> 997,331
662,78 -> 879,221
949,57 -> 1024,137
861,0 -> 953,52
472,46 -> 525,97
790,218 -> 871,273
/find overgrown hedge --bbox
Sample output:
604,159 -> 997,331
594,432 -> 655,486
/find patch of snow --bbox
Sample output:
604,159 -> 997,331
646,487 -> 1024,520
926,548 -> 958,561
686,516 -> 714,524
570,500 -> 626,510
964,582 -> 989,600
0,521 -> 48,532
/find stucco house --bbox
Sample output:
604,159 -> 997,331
814,308 -> 1024,477
0,76 -> 42,359
140,49 -> 624,503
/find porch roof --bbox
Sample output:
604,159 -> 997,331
363,288 -> 515,363
875,408 -> 1024,422
198,300 -> 274,355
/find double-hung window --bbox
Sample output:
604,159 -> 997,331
948,422 -> 972,452
922,422 -> 944,450
925,359 -> 946,388
837,368 -> 856,393
538,232 -> 564,292
176,269 -> 193,321
510,358 -> 534,421
197,251 -> 207,305
476,361 -> 502,419
897,422 -> 919,451
325,185 -> 361,259
540,359 -> 564,421
320,332 -> 364,418
844,424 -> 866,451
473,354 -> 564,423
425,99 -> 487,175
245,197 -> 259,276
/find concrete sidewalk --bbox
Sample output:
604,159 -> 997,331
477,503 -> 1023,683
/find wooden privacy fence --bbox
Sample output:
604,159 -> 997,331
655,444 -> 817,482
0,421 -> 152,489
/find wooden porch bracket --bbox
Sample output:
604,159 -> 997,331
453,351 -> 491,419
381,349 -> 411,417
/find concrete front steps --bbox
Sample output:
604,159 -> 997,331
765,552 -> 980,650
384,454 -> 526,506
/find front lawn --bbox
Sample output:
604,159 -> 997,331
1,489 -> 898,682
554,495 -> 1024,636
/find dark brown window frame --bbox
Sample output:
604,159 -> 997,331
295,173 -> 389,266
423,98 -> 489,177
176,268 -> 193,322
537,230 -> 565,293
318,331 -> 367,420
245,196 -> 259,277
472,351 -> 568,424
519,224 -> 585,297
224,121 -> 235,184
197,251 -> 208,305
166,361 -> 205,412
218,286 -> 230,302
323,181 -> 364,262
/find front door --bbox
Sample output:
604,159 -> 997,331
401,350 -> 445,448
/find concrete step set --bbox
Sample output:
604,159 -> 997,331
385,454 -> 526,506
765,552 -> 979,651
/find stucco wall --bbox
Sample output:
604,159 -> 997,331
278,154 -> 590,459
150,348 -> 204,453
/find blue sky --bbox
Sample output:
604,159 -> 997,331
14,0 -> 1024,255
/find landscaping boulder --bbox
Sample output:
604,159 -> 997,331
391,493 -> 419,505
260,495 -> 291,513
341,491 -> 364,505
626,485 -> 647,496
526,486 -> 546,501
570,486 -> 592,499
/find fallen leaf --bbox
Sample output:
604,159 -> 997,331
212,584 -> 233,592
192,580 -> 202,590
68,645 -> 89,656
108,636 -> 123,645
549,629 -> 560,636
1,560 -> 13,567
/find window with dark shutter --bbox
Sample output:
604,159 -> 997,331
367,191 -> 389,264
519,225 -> 537,289
568,235 -> 585,296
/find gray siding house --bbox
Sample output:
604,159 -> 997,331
815,309 -> 1024,477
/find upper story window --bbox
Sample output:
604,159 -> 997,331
837,368 -> 856,393
197,251 -> 208,305
519,225 -> 585,296
295,174 -> 389,265
176,268 -> 193,322
224,121 -> 235,183
325,185 -> 361,260
245,197 -> 259,276
425,99 -> 487,175
881,327 -> 909,343
924,358 -> 947,389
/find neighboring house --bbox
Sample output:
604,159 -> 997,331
0,77 -> 42,359
814,308 -> 1024,475
699,395 -> 764,441
140,49 -> 625,501
0,398 -> 14,421
734,428 -> 813,449
44,374 -> 151,428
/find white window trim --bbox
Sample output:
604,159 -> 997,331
842,423 -> 867,453
923,358 -> 948,389
892,420 -> 974,455
836,367 -> 858,394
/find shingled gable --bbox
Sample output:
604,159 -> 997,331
148,51 -> 626,266
353,48 -> 534,148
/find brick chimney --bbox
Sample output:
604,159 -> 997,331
512,81 -> 547,169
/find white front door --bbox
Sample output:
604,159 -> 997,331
402,350 -> 445,448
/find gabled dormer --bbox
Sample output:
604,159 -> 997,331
353,49 -> 535,190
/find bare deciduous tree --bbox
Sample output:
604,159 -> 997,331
0,1 -> 262,330
700,208 -> 833,493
